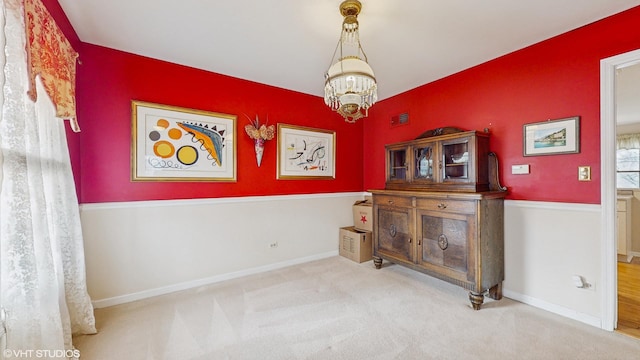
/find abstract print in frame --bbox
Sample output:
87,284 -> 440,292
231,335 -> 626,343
132,101 -> 237,181
277,124 -> 335,179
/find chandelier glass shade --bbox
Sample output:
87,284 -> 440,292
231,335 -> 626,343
324,0 -> 377,123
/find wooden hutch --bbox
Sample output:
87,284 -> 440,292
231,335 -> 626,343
370,127 -> 507,310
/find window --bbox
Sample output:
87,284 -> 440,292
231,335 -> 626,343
617,148 -> 640,188
617,133 -> 640,188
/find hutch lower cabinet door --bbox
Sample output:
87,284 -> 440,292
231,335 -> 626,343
373,194 -> 415,264
418,211 -> 474,281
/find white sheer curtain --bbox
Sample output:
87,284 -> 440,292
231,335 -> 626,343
617,133 -> 640,149
0,1 -> 95,359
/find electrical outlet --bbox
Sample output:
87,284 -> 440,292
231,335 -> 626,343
269,241 -> 278,249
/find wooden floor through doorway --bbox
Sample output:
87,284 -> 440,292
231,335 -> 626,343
617,256 -> 640,339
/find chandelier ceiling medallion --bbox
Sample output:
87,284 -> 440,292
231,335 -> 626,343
324,0 -> 377,123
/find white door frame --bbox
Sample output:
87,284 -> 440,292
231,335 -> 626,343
600,48 -> 640,331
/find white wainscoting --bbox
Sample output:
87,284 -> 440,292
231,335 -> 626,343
81,196 -> 606,329
80,192 -> 364,308
503,200 -> 602,328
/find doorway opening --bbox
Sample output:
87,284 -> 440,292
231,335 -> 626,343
600,48 -> 640,335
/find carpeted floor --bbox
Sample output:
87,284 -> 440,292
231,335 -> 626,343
73,256 -> 640,359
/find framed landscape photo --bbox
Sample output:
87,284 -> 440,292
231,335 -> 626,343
277,124 -> 336,179
131,101 -> 237,181
523,116 -> 580,156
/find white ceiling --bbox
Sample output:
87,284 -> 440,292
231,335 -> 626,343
58,0 -> 640,101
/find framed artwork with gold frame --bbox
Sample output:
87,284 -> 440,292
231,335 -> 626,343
277,124 -> 336,179
131,100 -> 237,182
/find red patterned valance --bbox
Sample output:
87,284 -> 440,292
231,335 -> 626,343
24,0 -> 80,132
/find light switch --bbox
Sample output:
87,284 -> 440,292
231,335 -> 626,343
511,164 -> 530,174
578,166 -> 591,181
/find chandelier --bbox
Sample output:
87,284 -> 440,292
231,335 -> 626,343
324,0 -> 377,123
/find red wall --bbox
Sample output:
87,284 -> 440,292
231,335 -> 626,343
364,6 -> 640,204
75,44 -> 364,203
51,2 -> 640,204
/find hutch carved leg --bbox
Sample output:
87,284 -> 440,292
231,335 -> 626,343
488,282 -> 503,300
469,292 -> 484,310
373,256 -> 383,269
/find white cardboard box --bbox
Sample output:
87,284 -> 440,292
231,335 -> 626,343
352,199 -> 373,232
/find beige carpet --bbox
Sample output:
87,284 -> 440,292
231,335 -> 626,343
73,256 -> 640,359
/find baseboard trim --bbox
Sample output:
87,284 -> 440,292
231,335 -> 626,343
91,250 -> 339,309
504,289 -> 601,329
